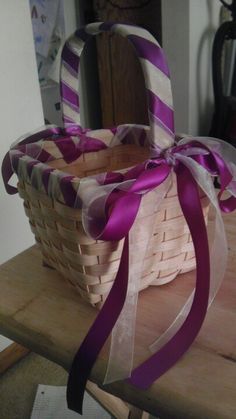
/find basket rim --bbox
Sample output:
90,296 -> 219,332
10,123 -> 153,207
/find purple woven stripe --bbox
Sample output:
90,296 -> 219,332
56,138 -> 81,163
148,89 -> 174,133
18,130 -> 53,146
61,44 -> 80,73
99,22 -> 116,31
64,116 -> 75,124
60,175 -> 77,207
150,113 -> 175,139
75,28 -> 91,42
42,168 -> 54,194
61,82 -> 79,109
128,34 -> 170,77
62,60 -> 78,78
38,149 -> 52,163
62,100 -> 80,115
27,160 -> 39,178
10,152 -> 21,174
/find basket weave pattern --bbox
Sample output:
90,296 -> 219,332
17,144 -> 209,309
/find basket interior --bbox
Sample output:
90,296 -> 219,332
47,143 -> 150,178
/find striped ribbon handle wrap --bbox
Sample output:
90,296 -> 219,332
60,21 -> 175,149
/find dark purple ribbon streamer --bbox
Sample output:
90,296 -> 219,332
127,163 -> 210,388
67,236 -> 130,413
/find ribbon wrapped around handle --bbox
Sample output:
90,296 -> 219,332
60,21 -> 175,149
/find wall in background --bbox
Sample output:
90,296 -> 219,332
162,0 -> 190,134
0,0 -> 44,265
40,0 -> 77,127
162,0 -> 221,136
0,0 -> 79,349
0,0 -> 78,266
189,0 -> 221,135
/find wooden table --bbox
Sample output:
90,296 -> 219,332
0,212 -> 235,419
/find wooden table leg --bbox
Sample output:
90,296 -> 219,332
87,381 -> 152,419
86,381 -> 130,418
0,342 -> 30,374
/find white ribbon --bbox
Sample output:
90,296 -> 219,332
78,136 -> 236,384
150,136 -> 236,353
103,177 -> 171,383
150,153 -> 227,352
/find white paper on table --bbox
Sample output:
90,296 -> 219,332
30,385 -> 111,419
0,336 -> 13,352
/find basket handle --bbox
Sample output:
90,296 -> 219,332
60,22 -> 175,149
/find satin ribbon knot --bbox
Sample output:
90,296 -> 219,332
149,142 -> 209,169
61,125 -> 85,137
161,146 -> 177,166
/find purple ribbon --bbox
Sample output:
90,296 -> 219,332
3,129 -> 236,415
66,140 -> 236,414
128,162 -> 210,387
2,125 -> 107,195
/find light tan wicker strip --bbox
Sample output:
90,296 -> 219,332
18,163 -> 209,308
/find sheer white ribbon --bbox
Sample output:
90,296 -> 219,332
78,137 -> 236,383
77,173 -> 171,382
150,137 -> 236,352
104,178 -> 171,383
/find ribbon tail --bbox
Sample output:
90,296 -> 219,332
150,158 -> 228,353
104,177 -> 172,384
66,235 -> 130,414
127,163 -> 210,389
149,205 -> 226,354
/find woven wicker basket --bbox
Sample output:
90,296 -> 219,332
4,22 -> 209,308
16,139 -> 209,309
